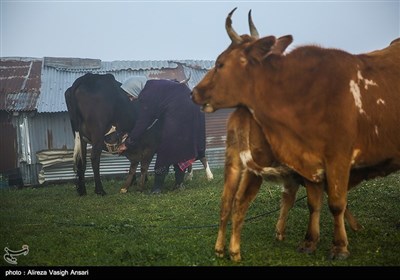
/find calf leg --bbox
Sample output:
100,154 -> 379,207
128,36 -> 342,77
120,162 -> 138,193
298,181 -> 324,254
275,180 -> 300,241
275,181 -> 361,241
138,157 -> 152,192
215,157 -> 242,258
229,171 -> 263,262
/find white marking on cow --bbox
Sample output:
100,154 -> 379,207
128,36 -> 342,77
73,132 -> 82,171
261,167 -> 284,176
357,70 -> 363,81
205,162 -> 214,181
239,150 -> 267,176
186,168 -> 193,181
351,149 -> 361,165
104,125 -> 116,136
248,107 -> 255,115
357,70 -> 378,90
364,79 -> 378,89
349,80 -> 365,114
282,185 -> 290,194
239,150 -> 253,167
376,98 -> 385,105
375,125 -> 379,136
311,169 -> 325,182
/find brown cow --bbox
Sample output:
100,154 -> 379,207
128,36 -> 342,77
218,106 -> 400,262
192,8 -> 400,260
219,107 -> 359,261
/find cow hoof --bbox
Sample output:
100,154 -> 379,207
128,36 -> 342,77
215,249 -> 225,258
275,232 -> 285,241
229,251 -> 241,262
95,190 -> 107,196
120,188 -> 128,194
329,250 -> 350,260
207,175 -> 214,181
77,189 -> 87,196
151,188 -> 162,195
329,246 -> 350,261
173,183 -> 185,191
297,241 -> 317,254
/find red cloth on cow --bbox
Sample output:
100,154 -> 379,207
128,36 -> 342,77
178,158 -> 195,172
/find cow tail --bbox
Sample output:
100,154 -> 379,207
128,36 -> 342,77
72,132 -> 82,172
65,85 -> 83,172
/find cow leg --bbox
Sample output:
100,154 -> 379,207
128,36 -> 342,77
275,179 -> 300,241
200,157 -> 214,181
229,171 -> 263,262
173,164 -> 186,190
76,138 -> 87,196
152,166 -> 168,194
215,161 -> 242,258
91,142 -> 106,196
345,206 -> 363,232
120,162 -> 138,193
298,181 -> 324,254
326,167 -> 350,260
186,164 -> 193,181
138,157 -> 152,192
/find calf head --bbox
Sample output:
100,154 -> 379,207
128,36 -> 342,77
104,127 -> 127,154
192,8 -> 293,112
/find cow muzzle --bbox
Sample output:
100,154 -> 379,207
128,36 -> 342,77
191,89 -> 215,113
104,126 -> 127,154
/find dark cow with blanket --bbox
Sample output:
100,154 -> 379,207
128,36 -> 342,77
192,8 -> 400,260
118,78 -> 213,194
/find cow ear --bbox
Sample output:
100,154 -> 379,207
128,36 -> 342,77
265,35 -> 293,58
244,36 -> 276,63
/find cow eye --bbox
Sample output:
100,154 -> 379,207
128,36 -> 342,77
216,62 -> 224,69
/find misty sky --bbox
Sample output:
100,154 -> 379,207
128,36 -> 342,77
1,0 -> 399,61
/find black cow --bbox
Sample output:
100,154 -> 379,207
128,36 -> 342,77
65,73 -> 144,195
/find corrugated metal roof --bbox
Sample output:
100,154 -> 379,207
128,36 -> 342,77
0,58 -> 42,111
37,57 -> 214,113
1,57 -> 214,113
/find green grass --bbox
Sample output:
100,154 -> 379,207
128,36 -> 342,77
1,168 -> 399,266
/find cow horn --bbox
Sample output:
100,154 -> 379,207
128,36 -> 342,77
180,72 -> 191,84
226,7 -> 243,44
248,10 -> 259,39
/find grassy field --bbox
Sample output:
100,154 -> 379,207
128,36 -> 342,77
0,168 -> 399,267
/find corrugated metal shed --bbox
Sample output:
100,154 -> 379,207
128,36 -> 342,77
0,58 -> 42,111
1,56 -> 234,186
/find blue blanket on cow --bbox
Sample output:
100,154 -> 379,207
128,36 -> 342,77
125,79 -> 205,170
